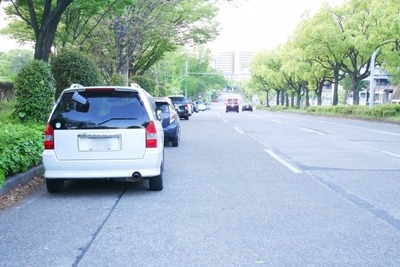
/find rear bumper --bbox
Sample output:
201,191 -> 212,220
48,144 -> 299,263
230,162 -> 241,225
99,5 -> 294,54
226,106 -> 239,112
42,149 -> 163,179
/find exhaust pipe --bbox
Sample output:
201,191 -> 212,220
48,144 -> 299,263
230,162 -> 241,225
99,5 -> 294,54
132,172 -> 142,179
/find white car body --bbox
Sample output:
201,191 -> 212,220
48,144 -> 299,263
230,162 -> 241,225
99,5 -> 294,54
42,84 -> 164,192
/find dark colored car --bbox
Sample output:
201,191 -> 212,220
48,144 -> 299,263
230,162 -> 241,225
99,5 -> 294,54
242,103 -> 253,112
226,98 -> 239,113
168,95 -> 191,120
155,97 -> 181,147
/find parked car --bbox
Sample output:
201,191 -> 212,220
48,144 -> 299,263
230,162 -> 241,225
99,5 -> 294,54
242,103 -> 253,112
154,97 -> 181,147
204,102 -> 211,110
42,83 -> 165,193
195,99 -> 206,111
186,97 -> 195,114
168,95 -> 191,120
225,98 -> 239,113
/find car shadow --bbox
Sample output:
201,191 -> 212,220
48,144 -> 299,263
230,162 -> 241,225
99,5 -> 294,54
54,179 -> 150,196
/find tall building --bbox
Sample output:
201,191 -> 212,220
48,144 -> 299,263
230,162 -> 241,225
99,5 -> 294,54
213,51 -> 255,81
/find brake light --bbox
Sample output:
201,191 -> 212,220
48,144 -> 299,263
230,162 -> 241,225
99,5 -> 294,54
184,104 -> 188,110
169,112 -> 176,124
146,121 -> 158,148
44,124 -> 54,149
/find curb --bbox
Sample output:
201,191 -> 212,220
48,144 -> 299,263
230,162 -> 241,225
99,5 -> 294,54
0,165 -> 44,197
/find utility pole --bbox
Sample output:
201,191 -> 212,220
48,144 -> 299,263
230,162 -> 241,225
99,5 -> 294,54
369,48 -> 379,110
184,61 -> 188,97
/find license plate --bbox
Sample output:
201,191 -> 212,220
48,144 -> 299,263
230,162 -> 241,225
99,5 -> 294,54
78,133 -> 121,151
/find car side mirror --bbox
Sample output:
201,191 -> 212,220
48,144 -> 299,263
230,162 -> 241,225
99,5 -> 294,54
156,109 -> 163,121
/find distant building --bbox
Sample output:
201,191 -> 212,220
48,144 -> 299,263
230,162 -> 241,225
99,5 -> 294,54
213,51 -> 255,81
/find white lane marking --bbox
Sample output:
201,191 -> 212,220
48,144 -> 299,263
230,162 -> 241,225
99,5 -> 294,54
319,120 -> 400,136
382,151 -> 400,158
234,127 -> 244,134
264,149 -> 303,174
301,127 -> 327,136
370,129 -> 400,136
222,119 -> 228,123
270,119 -> 283,124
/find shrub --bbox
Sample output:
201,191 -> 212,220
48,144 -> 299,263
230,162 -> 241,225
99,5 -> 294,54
13,60 -> 55,123
0,122 -> 44,180
51,50 -> 100,98
371,104 -> 399,118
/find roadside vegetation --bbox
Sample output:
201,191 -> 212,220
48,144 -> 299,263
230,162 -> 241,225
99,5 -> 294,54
256,104 -> 400,124
245,0 -> 400,108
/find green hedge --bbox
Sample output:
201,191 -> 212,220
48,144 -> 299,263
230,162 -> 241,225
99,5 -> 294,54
0,122 -> 44,186
306,104 -> 400,119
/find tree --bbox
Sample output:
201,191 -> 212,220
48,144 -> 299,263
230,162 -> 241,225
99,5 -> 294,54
249,48 -> 287,106
107,0 -> 219,79
335,0 -> 382,105
148,47 -> 226,99
5,0 -> 74,61
292,4 -> 348,106
0,49 -> 33,82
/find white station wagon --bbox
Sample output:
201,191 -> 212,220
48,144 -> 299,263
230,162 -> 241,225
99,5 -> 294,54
42,84 -> 164,193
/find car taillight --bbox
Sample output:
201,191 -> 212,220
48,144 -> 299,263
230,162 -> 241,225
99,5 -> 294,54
146,121 -> 158,148
44,124 -> 54,149
169,112 -> 176,124
184,104 -> 188,110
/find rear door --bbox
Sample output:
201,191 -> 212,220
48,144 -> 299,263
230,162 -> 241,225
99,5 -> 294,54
50,89 -> 149,160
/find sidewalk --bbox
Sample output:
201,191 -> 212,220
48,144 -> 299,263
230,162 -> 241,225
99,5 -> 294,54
0,165 -> 43,196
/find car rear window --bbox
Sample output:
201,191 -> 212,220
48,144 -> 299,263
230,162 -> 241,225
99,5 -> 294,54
156,102 -> 170,113
49,90 -> 150,129
227,99 -> 238,104
168,97 -> 185,103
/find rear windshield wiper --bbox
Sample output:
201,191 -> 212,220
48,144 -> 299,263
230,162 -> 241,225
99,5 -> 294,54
97,117 -> 137,126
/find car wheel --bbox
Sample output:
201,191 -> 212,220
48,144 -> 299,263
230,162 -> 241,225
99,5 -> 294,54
172,137 -> 179,147
186,115 -> 189,120
149,166 -> 163,191
46,179 -> 64,193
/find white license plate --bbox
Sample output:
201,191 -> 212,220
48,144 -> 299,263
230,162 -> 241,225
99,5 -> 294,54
78,133 -> 121,151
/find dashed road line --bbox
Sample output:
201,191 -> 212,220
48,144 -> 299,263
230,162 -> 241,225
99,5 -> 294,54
264,149 -> 303,173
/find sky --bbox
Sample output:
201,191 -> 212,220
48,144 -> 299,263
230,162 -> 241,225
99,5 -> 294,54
1,0 -> 345,53
208,0 -> 345,54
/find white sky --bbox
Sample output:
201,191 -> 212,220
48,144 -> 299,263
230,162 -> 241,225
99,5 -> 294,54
208,0 -> 345,54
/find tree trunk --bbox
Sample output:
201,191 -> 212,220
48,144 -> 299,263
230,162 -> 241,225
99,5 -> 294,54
332,67 -> 340,106
285,92 -> 289,107
276,90 -> 280,105
27,0 -> 74,61
352,78 -> 360,105
305,87 -> 310,107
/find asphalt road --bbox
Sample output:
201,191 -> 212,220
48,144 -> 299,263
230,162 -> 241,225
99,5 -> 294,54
1,92 -> 400,266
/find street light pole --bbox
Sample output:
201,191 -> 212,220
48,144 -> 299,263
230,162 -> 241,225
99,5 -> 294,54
369,48 -> 379,110
184,61 -> 188,97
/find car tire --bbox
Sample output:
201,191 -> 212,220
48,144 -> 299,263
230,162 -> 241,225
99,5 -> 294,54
185,115 -> 189,120
149,166 -> 163,191
46,179 -> 64,193
172,137 -> 179,147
